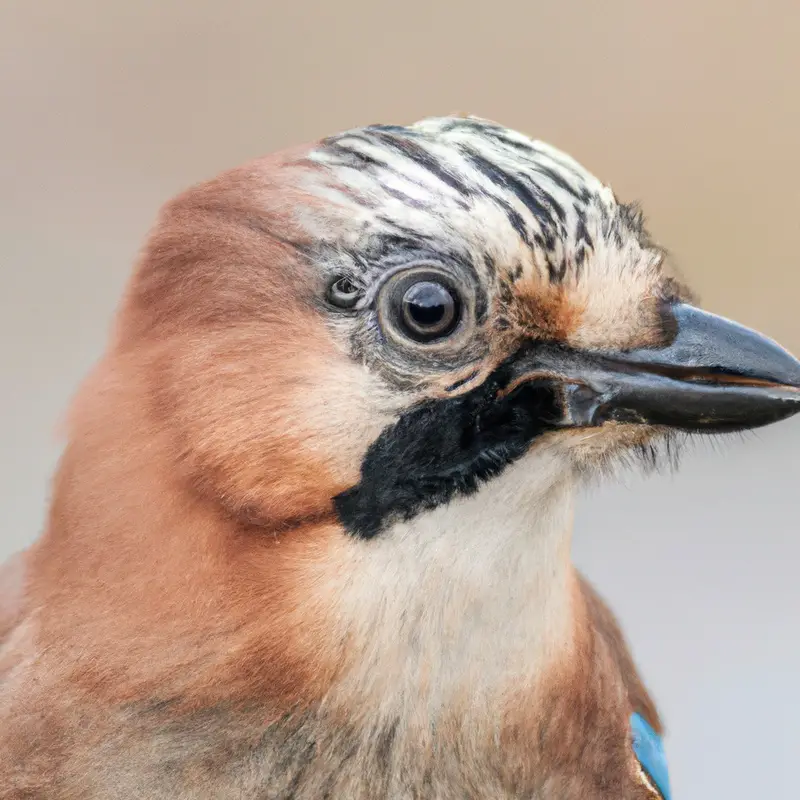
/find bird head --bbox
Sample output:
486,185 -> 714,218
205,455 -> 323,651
121,116 -> 800,541
32,115 -> 799,798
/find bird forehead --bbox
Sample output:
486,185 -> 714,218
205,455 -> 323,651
303,116 -> 630,267
299,116 -> 665,349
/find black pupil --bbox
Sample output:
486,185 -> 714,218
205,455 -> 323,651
401,281 -> 457,339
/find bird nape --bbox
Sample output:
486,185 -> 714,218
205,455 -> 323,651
2,115 -> 799,799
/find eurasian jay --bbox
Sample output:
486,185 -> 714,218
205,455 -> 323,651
2,116 -> 799,799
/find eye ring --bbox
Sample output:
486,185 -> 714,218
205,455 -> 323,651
327,275 -> 362,309
377,265 -> 471,347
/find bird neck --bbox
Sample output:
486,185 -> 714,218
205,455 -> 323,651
328,447 -> 579,717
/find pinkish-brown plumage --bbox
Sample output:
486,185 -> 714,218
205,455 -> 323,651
3,116 -> 799,799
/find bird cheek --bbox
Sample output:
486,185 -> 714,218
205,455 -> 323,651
164,329 -> 394,529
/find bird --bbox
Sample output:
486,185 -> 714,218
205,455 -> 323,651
2,115 -> 800,800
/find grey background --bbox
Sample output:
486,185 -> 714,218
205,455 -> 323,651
1,1 -> 798,797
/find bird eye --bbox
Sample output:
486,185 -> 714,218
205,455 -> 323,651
400,281 -> 460,342
379,266 -> 466,346
327,276 -> 361,309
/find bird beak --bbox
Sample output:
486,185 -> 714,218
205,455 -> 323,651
505,303 -> 800,432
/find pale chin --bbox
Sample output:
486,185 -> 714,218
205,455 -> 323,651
552,422 -> 685,479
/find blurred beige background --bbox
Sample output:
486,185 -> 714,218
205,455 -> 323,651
1,1 -> 798,797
